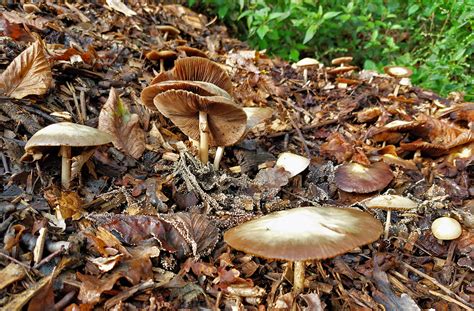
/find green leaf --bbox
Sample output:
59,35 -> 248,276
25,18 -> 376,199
408,4 -> 419,16
363,59 -> 378,71
303,24 -> 319,44
322,11 -> 340,20
256,24 -> 270,39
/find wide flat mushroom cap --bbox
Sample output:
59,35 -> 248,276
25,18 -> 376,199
141,80 -> 232,109
295,58 -> 319,68
331,56 -> 353,65
384,66 -> 413,78
335,162 -> 394,193
224,206 -> 382,261
153,90 -> 247,146
25,122 -> 113,151
364,195 -> 417,211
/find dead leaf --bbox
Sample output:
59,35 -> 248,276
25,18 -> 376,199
98,88 -> 145,159
106,0 -> 137,17
0,263 -> 27,290
0,41 -> 53,99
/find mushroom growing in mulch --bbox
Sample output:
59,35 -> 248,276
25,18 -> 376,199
335,161 -> 394,193
384,66 -> 413,97
224,206 -> 382,299
21,122 -> 113,189
141,57 -> 246,164
364,194 -> 417,239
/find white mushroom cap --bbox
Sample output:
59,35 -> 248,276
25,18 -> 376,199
383,66 -> 413,78
431,217 -> 462,240
224,206 -> 383,261
276,152 -> 310,178
364,195 -> 417,211
25,122 -> 113,151
294,58 -> 320,69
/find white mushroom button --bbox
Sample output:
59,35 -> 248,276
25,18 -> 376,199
431,217 -> 462,240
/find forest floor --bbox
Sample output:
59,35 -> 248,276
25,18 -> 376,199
0,2 -> 473,310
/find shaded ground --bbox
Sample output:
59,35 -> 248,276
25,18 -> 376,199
0,2 -> 473,310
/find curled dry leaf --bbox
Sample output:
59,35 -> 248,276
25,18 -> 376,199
106,0 -> 137,16
0,41 -> 53,99
98,88 -> 145,159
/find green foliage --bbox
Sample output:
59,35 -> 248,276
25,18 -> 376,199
189,0 -> 473,100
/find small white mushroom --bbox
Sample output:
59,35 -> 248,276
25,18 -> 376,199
431,217 -> 462,240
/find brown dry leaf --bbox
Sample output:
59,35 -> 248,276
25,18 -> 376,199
27,278 -> 55,311
0,41 -> 53,99
1,10 -> 49,30
105,0 -> 137,17
98,88 -> 145,159
0,263 -> 27,290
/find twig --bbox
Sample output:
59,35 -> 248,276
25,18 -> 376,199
0,251 -> 31,270
22,105 -> 59,123
401,262 -> 473,309
0,151 -> 10,174
286,111 -> 311,158
33,246 -> 64,270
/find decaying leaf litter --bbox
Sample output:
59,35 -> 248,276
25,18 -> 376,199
0,2 -> 473,310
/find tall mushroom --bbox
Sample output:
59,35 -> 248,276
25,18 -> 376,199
21,122 -> 113,189
153,90 -> 246,163
363,194 -> 417,239
224,206 -> 382,296
141,57 -> 243,164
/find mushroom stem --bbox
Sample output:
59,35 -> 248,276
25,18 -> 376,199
199,111 -> 209,163
214,146 -> 224,170
159,59 -> 165,73
384,210 -> 392,239
293,260 -> 305,293
303,69 -> 308,83
59,145 -> 72,189
393,84 -> 400,97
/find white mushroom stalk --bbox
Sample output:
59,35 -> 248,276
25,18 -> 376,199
59,145 -> 72,189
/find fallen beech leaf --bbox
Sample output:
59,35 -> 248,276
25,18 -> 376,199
0,263 -> 27,290
98,88 -> 145,159
0,41 -> 53,99
106,0 -> 137,17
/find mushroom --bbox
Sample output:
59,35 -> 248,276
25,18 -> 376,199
328,56 -> 358,75
224,206 -> 382,296
293,58 -> 319,83
145,50 -> 178,73
21,122 -> 113,189
214,107 -> 273,170
431,217 -> 462,240
364,195 -> 417,239
176,46 -> 208,58
141,57 -> 242,164
383,66 -> 413,97
152,90 -> 246,163
335,162 -> 394,193
275,152 -> 310,178
156,25 -> 180,41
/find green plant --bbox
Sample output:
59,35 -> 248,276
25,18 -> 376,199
189,0 -> 474,100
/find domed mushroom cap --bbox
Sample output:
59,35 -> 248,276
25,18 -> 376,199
383,66 -> 413,78
141,80 -> 232,109
294,58 -> 320,68
25,122 -> 113,151
364,195 -> 417,211
145,50 -> 177,61
153,90 -> 247,146
335,162 -> 394,193
431,217 -> 462,240
224,206 -> 382,261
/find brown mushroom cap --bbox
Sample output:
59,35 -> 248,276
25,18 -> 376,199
294,58 -> 319,68
176,46 -> 208,58
327,66 -> 358,75
143,57 -> 234,105
25,122 -> 113,152
383,66 -> 413,78
153,90 -> 246,146
335,162 -> 394,193
224,206 -> 382,261
364,195 -> 417,211
141,80 -> 232,109
156,25 -> 180,36
145,50 -> 178,62
331,56 -> 353,66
